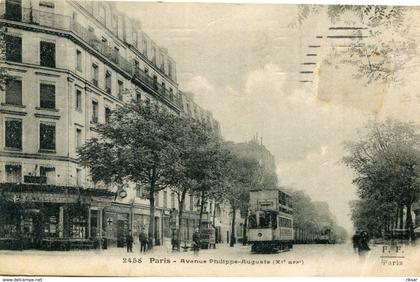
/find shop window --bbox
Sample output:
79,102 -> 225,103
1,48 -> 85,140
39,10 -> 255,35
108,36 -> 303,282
40,166 -> 56,185
40,83 -> 55,109
76,49 -> 82,72
91,100 -> 98,123
5,119 -> 22,150
43,215 -> 58,238
40,41 -> 56,68
5,34 -> 22,63
75,89 -> 82,111
71,216 -> 87,239
39,122 -> 56,151
5,164 -> 22,183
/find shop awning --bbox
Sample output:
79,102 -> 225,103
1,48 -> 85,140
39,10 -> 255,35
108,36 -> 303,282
0,183 -> 115,204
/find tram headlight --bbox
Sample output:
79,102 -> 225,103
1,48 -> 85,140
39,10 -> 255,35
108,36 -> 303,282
258,233 -> 262,237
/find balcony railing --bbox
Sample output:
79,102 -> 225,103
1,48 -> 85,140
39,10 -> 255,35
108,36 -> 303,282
1,6 -> 181,110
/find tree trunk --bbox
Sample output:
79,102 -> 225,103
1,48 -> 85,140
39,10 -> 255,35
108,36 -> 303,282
230,206 -> 236,247
177,190 -> 186,251
405,203 -> 416,242
242,209 -> 248,246
148,179 -> 155,249
198,190 -> 205,232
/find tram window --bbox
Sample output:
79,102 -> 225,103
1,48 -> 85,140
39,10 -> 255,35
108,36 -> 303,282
248,215 -> 257,228
271,213 -> 277,229
259,212 -> 271,228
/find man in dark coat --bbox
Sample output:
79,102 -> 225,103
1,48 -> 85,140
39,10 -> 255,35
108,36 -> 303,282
192,228 -> 200,254
358,231 -> 370,255
352,231 -> 360,253
126,230 -> 133,253
139,228 -> 148,253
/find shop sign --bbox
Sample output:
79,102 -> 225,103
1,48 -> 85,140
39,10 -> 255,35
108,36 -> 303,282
4,192 -> 77,204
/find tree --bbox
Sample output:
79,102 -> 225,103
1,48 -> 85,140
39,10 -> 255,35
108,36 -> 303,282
78,101 -> 186,248
191,140 -> 229,232
344,119 -> 420,240
169,117 -> 223,250
223,153 -> 260,247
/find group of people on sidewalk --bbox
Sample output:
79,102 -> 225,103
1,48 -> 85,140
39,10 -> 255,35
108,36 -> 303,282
125,228 -> 151,253
352,230 -> 370,255
125,228 -> 201,254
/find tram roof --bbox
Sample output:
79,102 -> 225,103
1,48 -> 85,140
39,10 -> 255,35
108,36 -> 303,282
249,187 -> 292,197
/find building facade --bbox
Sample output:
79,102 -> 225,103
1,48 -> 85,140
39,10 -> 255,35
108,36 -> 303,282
0,0 -> 222,249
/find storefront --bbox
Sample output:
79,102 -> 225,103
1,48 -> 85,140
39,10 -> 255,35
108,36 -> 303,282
0,183 -> 115,250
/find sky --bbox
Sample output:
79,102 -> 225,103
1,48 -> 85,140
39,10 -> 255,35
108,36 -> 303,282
118,2 -> 420,231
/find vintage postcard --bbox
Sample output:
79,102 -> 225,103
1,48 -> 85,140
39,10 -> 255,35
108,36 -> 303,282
0,0 -> 419,277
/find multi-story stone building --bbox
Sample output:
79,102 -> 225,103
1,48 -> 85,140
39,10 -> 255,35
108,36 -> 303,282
0,0 -> 221,249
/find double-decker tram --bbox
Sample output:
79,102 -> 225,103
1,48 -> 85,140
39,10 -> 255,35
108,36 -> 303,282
247,188 -> 293,253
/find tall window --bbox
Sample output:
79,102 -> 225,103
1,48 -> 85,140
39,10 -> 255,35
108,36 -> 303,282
75,89 -> 82,111
76,168 -> 82,186
40,166 -> 56,185
5,119 -> 22,149
190,194 -> 194,211
76,128 -> 82,148
92,64 -> 98,86
136,93 -> 141,104
113,47 -> 119,64
5,79 -> 22,105
91,100 -> 98,123
171,192 -> 175,209
117,80 -> 123,100
105,107 -> 111,123
163,191 -> 168,208
5,164 -> 22,183
105,71 -> 112,94
76,50 -> 82,71
40,122 -> 56,151
5,35 -> 22,63
40,83 -> 55,109
40,41 -> 56,68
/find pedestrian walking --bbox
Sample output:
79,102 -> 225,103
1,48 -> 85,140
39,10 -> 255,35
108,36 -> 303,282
358,231 -> 370,256
352,231 -> 360,253
139,228 -> 148,253
126,230 -> 133,253
192,228 -> 200,255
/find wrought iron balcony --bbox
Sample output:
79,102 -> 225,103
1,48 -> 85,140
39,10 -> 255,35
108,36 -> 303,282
1,6 -> 181,110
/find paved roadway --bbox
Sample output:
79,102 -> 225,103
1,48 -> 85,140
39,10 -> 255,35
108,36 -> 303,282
0,242 -> 418,276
